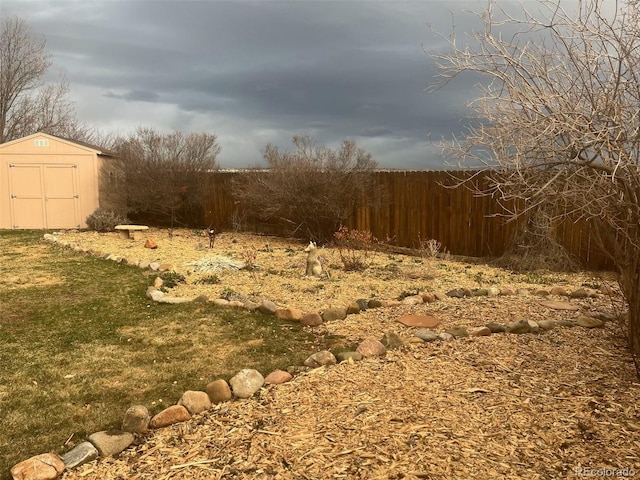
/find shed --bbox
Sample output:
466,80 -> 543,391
0,132 -> 118,229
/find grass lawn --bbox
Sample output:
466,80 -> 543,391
0,231 -> 349,478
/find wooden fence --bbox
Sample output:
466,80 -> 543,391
203,170 -> 612,270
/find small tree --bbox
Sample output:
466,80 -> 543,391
431,0 -> 640,372
232,135 -> 383,243
113,127 -> 220,228
0,16 -> 80,143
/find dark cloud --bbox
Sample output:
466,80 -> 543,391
1,0 -> 493,169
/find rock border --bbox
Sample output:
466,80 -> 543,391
15,234 -> 618,480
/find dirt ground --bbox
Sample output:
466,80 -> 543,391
53,228 -> 640,480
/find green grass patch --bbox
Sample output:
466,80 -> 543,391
0,231 -> 343,478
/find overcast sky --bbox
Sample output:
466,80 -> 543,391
1,1 -> 514,169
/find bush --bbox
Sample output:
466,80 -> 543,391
158,272 -> 186,289
333,226 -> 379,271
232,135 -> 385,243
86,209 -> 130,232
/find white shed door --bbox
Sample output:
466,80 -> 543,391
9,163 -> 81,229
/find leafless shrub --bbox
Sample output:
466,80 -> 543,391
333,226 -> 379,272
232,135 -> 385,244
430,0 -> 640,373
111,127 -> 220,228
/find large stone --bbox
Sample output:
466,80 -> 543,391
153,277 -> 164,289
438,332 -> 455,341
264,370 -> 293,384
537,319 -> 556,331
414,328 -> 438,342
178,390 -> 212,415
346,302 -> 361,314
446,326 -> 469,338
61,441 -> 98,470
397,314 -> 440,328
356,299 -> 369,311
230,369 -> 264,398
381,331 -> 403,349
336,351 -> 363,362
401,295 -> 423,305
321,307 -> 347,322
486,323 -> 506,333
259,300 -> 278,315
275,307 -> 303,321
506,319 -> 531,334
556,319 -> 576,327
122,405 -> 150,434
570,288 -> 597,299
550,286 -> 569,296
367,299 -> 383,308
144,238 -> 158,249
356,337 -> 387,357
528,320 -> 540,334
539,300 -> 580,311
11,453 -> 64,480
300,312 -> 323,327
486,287 -> 500,297
149,405 -> 191,428
206,379 -> 232,403
87,430 -> 134,457
421,292 -> 436,303
212,298 -> 230,307
469,326 -> 492,337
576,315 -> 605,328
304,350 -> 337,368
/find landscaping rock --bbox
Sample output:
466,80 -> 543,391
506,319 -> 531,334
599,284 -> 615,296
10,453 -> 64,480
469,326 -> 492,337
212,298 -> 230,307
336,351 -> 363,362
576,315 -> 605,328
122,405 -> 150,434
414,328 -> 438,342
397,314 -> 440,328
264,370 -> 293,384
87,430 -> 134,457
486,323 -> 506,333
534,289 -> 550,296
193,294 -> 208,303
421,292 -> 436,303
259,300 -> 278,315
275,307 -> 303,321
178,390 -> 211,415
556,319 -> 576,327
158,263 -> 174,272
61,441 -> 98,470
446,326 -> 469,338
150,405 -> 191,429
356,299 -> 369,311
446,288 -> 468,298
570,288 -> 597,299
144,238 -> 158,249
550,286 -> 569,296
153,277 -> 164,289
401,295 -> 423,305
322,307 -> 347,322
300,312 -> 323,327
472,288 -> 488,297
138,260 -> 150,270
346,302 -> 361,314
357,337 -> 387,357
156,296 -> 193,304
438,332 -> 454,342
381,331 -> 403,350
243,300 -> 261,311
433,292 -> 447,301
206,379 -> 232,403
499,287 -> 516,296
539,300 -> 580,311
149,262 -> 160,271
304,350 -> 337,368
229,369 -> 264,398
486,287 -> 500,297
528,320 -> 540,333
537,319 -> 556,331
367,299 -> 383,308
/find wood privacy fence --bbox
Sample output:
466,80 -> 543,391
203,170 -> 612,270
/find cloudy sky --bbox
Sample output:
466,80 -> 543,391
1,1 -> 508,169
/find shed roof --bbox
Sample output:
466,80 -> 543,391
0,132 -> 117,157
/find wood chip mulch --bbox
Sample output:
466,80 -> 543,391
56,229 -> 640,479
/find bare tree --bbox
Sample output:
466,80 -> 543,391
0,16 -> 80,143
112,127 -> 221,228
232,135 -> 382,243
430,0 -> 640,370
